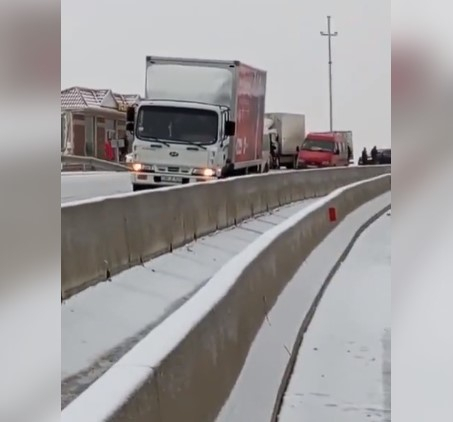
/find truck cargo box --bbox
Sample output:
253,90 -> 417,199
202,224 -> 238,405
234,63 -> 266,164
145,56 -> 266,168
264,113 -> 306,156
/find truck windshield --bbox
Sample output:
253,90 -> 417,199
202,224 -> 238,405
136,106 -> 218,145
302,139 -> 335,152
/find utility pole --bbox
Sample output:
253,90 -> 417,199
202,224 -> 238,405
320,15 -> 338,132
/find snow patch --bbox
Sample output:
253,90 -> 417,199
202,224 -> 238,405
277,212 -> 391,421
216,193 -> 391,421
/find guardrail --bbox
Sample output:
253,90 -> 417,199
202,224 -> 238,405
61,165 -> 390,300
61,154 -> 130,172
62,172 -> 391,422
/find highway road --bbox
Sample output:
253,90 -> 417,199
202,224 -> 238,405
61,170 -> 287,203
278,211 -> 391,421
61,172 -> 132,203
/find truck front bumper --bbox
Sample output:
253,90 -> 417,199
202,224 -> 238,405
131,172 -> 217,187
297,161 -> 331,169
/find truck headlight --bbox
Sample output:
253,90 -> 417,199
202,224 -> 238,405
132,163 -> 152,172
193,168 -> 216,177
203,168 -> 216,177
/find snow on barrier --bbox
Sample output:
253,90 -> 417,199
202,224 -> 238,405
61,165 -> 389,299
61,173 -> 391,422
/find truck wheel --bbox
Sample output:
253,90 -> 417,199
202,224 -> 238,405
133,184 -> 157,191
220,162 -> 234,178
132,184 -> 146,192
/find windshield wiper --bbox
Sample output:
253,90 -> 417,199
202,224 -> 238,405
177,139 -> 207,150
141,134 -> 209,150
140,136 -> 171,147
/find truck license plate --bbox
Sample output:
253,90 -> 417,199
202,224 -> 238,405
161,175 -> 183,183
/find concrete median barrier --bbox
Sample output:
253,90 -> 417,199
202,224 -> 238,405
61,165 -> 389,299
62,173 -> 390,422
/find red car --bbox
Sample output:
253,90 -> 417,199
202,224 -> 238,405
297,132 -> 350,168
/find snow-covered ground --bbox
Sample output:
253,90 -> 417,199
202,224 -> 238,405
215,191 -> 390,422
278,211 -> 391,421
61,196 -> 318,408
61,172 -> 131,203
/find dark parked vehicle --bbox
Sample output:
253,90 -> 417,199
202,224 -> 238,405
377,148 -> 391,164
358,154 -> 371,165
358,148 -> 390,165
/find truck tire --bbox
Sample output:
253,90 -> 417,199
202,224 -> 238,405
133,184 -> 158,191
133,184 -> 155,192
220,162 -> 234,178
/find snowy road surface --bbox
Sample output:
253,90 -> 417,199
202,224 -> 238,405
61,196 -> 319,408
278,211 -> 391,421
61,170 -> 286,203
61,172 -> 131,203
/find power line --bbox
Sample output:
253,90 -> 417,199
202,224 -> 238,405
320,15 -> 338,132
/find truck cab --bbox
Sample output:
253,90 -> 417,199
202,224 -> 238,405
297,132 -> 350,168
128,100 -> 235,190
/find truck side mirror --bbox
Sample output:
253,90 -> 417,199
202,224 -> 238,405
126,122 -> 134,132
296,146 -> 300,152
225,120 -> 236,137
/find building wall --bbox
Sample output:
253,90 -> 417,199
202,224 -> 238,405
72,114 -> 85,156
96,117 -> 105,159
61,112 -> 72,153
69,110 -> 127,159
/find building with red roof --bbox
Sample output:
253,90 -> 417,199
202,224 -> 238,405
61,86 -> 140,159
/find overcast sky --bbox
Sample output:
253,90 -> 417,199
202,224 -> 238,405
61,0 -> 390,151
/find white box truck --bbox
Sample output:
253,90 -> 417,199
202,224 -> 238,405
264,112 -> 306,169
127,56 -> 267,190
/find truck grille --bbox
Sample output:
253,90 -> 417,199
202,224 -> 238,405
156,166 -> 190,174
